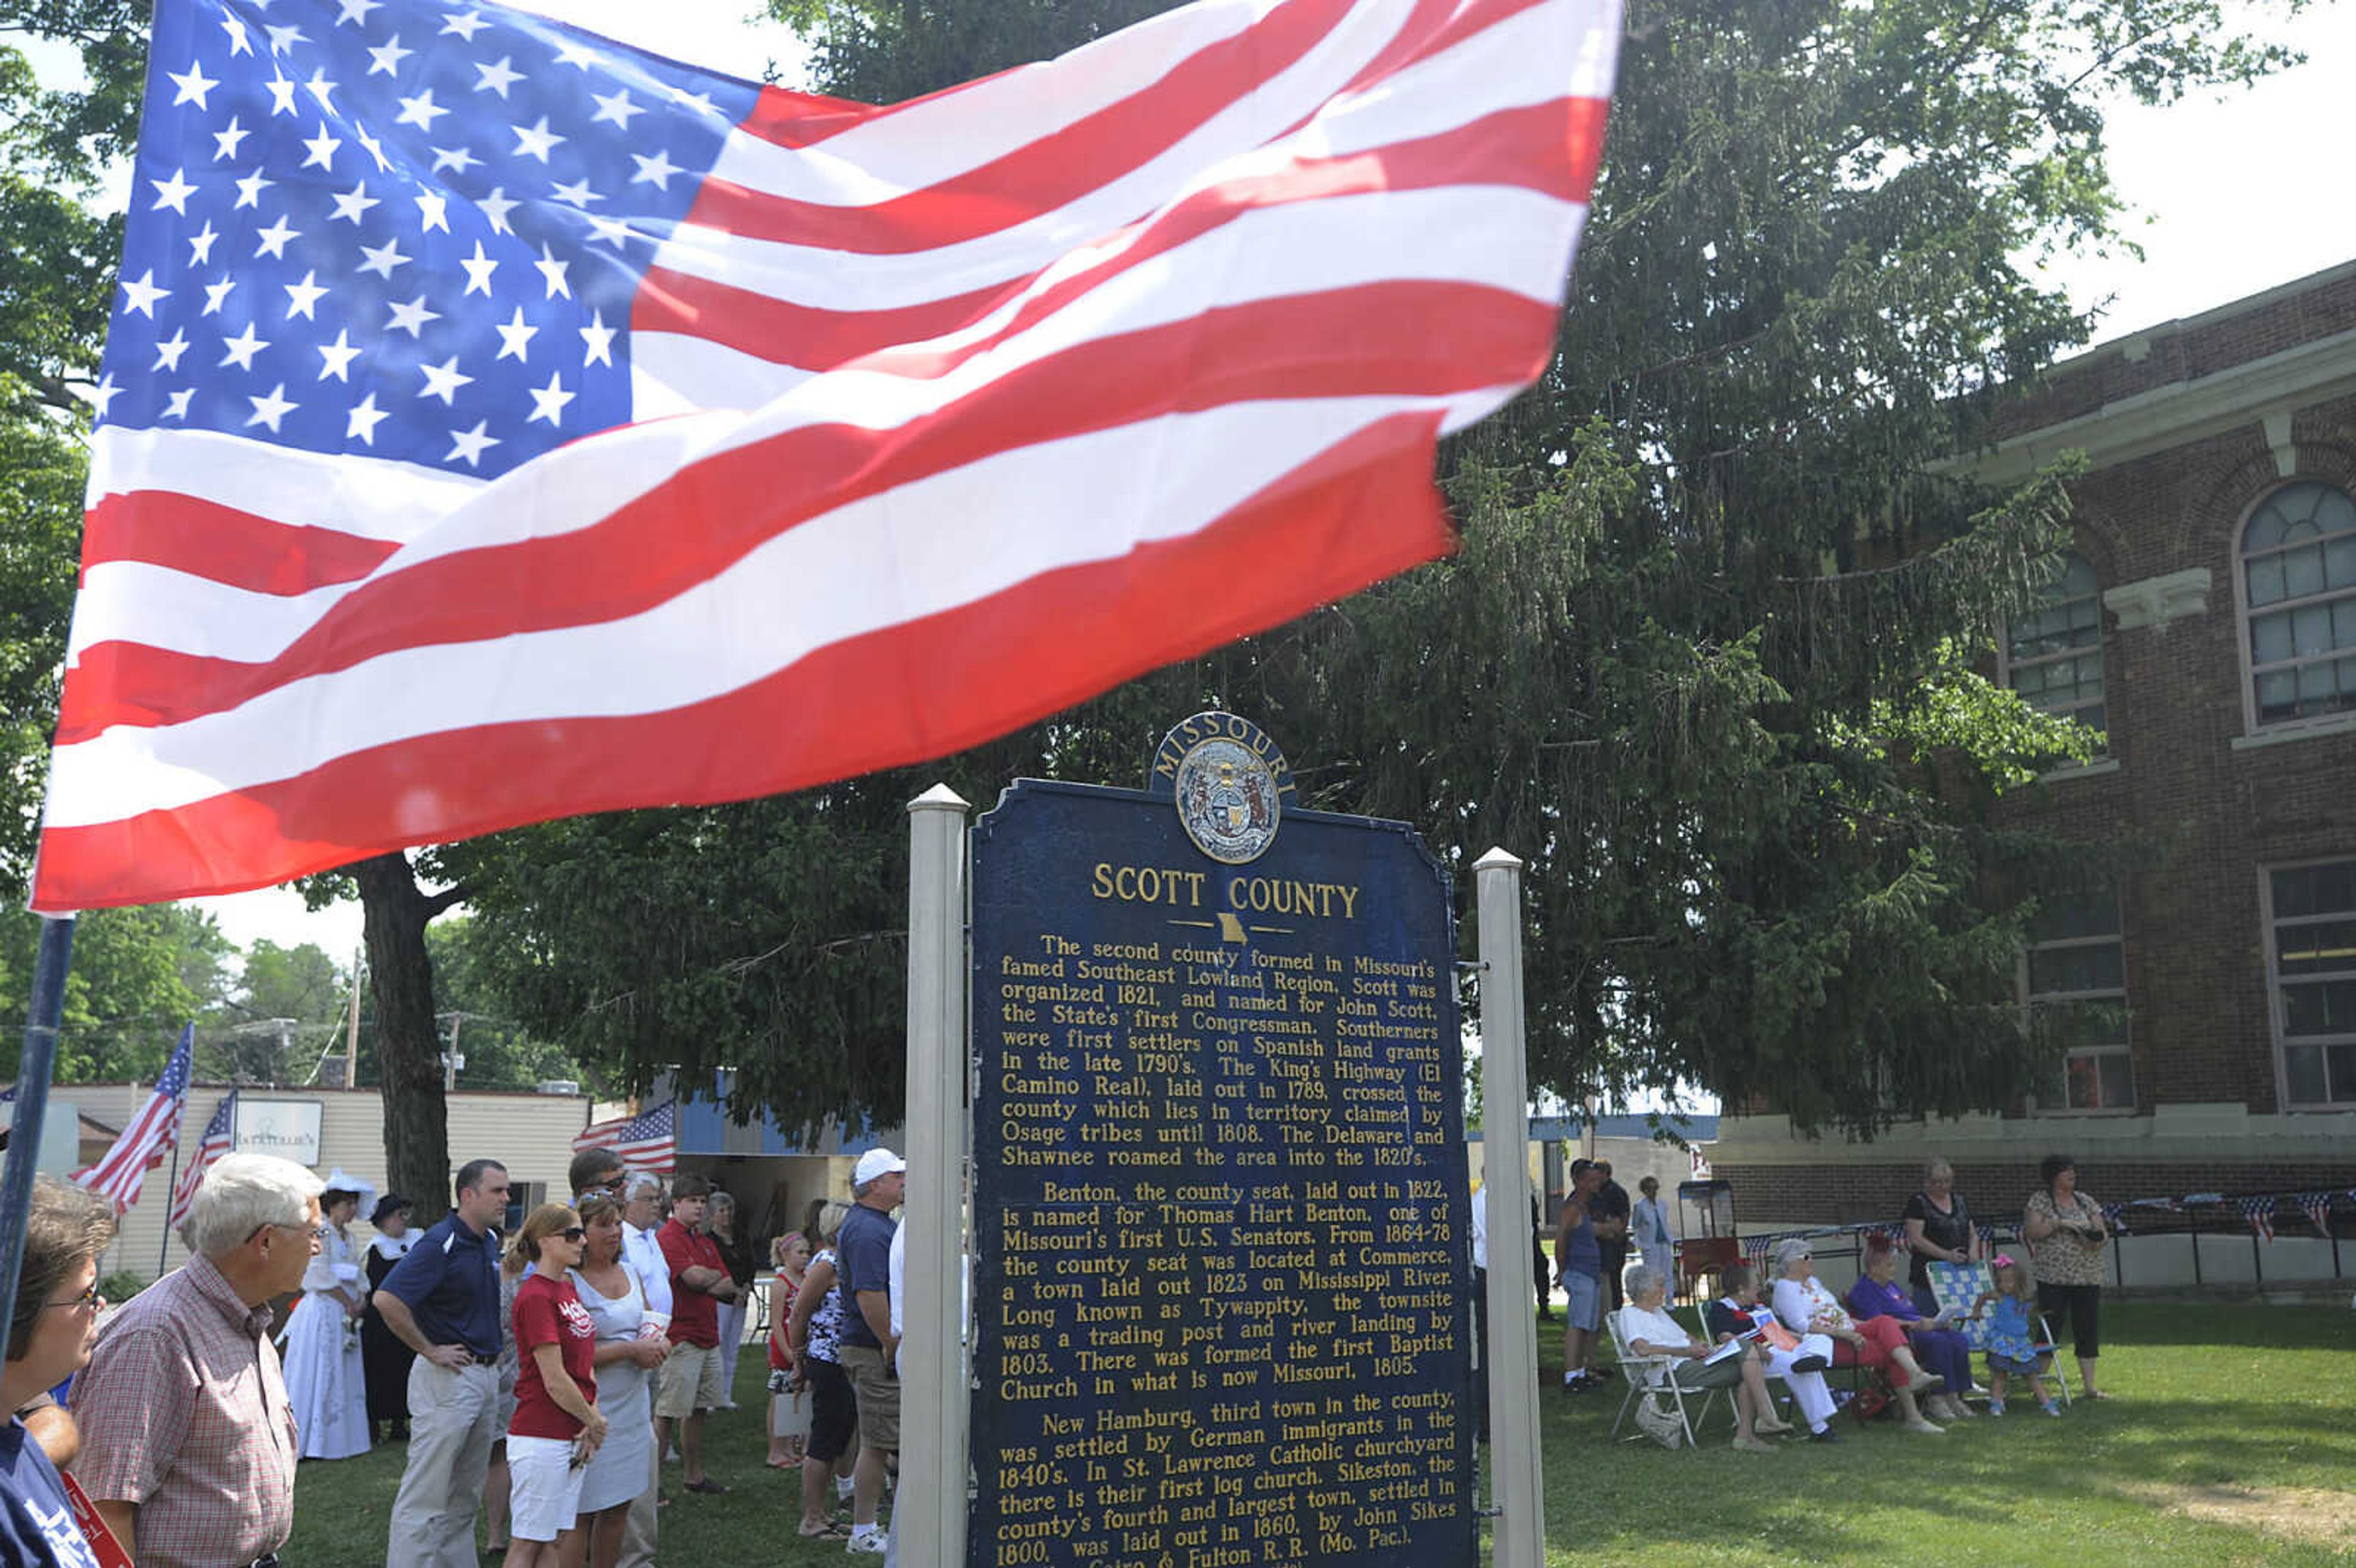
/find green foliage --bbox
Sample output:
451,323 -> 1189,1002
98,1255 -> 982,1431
425,916 -> 586,1094
95,1268 -> 146,1304
196,939 -> 350,1083
0,416 -> 84,896
0,903 -> 229,1080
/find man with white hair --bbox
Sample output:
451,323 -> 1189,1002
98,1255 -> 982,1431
374,1158 -> 512,1568
614,1170 -> 672,1568
74,1151 -> 323,1568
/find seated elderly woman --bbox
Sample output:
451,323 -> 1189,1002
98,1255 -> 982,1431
1844,1236 -> 1976,1421
1,1178 -> 118,1564
1619,1264 -> 1790,1452
1704,1262 -> 1841,1442
1768,1237 -> 1947,1435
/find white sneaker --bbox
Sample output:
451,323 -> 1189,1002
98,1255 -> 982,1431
847,1526 -> 888,1555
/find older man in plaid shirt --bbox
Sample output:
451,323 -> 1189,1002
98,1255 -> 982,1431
74,1153 -> 323,1568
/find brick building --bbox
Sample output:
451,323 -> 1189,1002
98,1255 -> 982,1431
1710,263 -> 2356,1272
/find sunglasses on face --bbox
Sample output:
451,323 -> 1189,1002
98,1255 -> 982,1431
560,1227 -> 588,1242
44,1278 -> 102,1312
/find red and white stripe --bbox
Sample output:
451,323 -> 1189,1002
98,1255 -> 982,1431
33,0 -> 1620,911
74,1036 -> 193,1217
168,1091 -> 238,1231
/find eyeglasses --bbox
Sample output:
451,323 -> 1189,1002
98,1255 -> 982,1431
560,1227 -> 588,1242
247,1221 -> 330,1244
42,1279 -> 102,1312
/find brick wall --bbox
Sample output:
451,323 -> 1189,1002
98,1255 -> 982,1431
1988,372 -> 2356,1116
1984,263 -> 2356,440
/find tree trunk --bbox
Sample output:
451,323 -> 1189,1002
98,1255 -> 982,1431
355,852 -> 461,1215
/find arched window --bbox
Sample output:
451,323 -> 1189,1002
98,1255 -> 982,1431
2242,482 -> 2356,727
2006,552 -> 2106,739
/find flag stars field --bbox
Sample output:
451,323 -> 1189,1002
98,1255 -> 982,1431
87,0 -> 739,482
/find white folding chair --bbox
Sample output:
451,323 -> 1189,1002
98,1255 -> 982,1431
1925,1260 -> 2070,1407
1605,1308 -> 1722,1446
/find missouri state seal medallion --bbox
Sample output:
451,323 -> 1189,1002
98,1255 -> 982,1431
1157,715 -> 1288,865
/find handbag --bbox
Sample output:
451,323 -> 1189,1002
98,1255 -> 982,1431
1633,1391 -> 1684,1449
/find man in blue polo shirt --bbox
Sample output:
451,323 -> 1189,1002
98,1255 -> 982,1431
375,1159 -> 510,1568
835,1148 -> 903,1556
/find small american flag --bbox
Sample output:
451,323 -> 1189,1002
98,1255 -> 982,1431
74,1025 -> 194,1215
169,1089 -> 240,1230
2241,1196 -> 2274,1243
573,1099 -> 675,1176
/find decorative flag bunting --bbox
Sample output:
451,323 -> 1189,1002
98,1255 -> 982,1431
2240,1196 -> 2275,1242
29,0 -> 1625,913
169,1090 -> 239,1230
72,1026 -> 194,1215
572,1100 -> 676,1177
2300,1193 -> 2335,1236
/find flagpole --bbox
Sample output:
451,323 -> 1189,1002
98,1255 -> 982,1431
0,916 -> 77,1327
156,1114 -> 186,1275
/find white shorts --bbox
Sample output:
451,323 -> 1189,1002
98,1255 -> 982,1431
507,1434 -> 588,1542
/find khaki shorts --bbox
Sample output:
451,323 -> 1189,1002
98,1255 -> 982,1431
837,1344 -> 900,1452
654,1341 -> 726,1418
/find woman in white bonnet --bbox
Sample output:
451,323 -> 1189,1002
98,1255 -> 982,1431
279,1167 -> 375,1459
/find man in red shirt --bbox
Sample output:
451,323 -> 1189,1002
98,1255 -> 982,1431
652,1175 -> 739,1495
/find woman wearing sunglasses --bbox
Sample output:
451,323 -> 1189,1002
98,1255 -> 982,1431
505,1205 -> 607,1568
0,1178 -> 115,1566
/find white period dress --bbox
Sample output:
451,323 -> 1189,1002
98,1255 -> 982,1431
279,1225 -> 372,1459
568,1264 -> 654,1514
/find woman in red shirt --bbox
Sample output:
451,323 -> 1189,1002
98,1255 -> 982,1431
506,1205 -> 607,1568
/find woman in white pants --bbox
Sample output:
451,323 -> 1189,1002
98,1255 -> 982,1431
1705,1261 -> 1842,1442
1630,1175 -> 1677,1290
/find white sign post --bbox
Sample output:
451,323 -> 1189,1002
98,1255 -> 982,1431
902,785 -> 971,1568
1474,847 -> 1545,1568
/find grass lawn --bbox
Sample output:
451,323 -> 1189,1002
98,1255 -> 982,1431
285,1303 -> 2356,1567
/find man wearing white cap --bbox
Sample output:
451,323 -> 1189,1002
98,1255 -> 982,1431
836,1148 -> 904,1555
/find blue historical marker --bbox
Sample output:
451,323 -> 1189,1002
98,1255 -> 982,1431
970,717 -> 1475,1568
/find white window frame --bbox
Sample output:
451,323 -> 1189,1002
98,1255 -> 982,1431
2022,893 -> 2135,1116
2260,855 -> 2356,1113
2233,481 -> 2356,736
1998,551 -> 2109,754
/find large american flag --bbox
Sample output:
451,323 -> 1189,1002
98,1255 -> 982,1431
573,1099 -> 676,1176
74,1026 -> 195,1215
169,1089 -> 241,1229
30,0 -> 1619,912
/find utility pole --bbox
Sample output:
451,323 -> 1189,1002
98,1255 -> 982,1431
437,1011 -> 477,1091
345,945 -> 363,1058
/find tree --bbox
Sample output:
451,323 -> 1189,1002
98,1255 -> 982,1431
1,902 -> 230,1080
426,917 -> 585,1094
194,939 -> 350,1084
